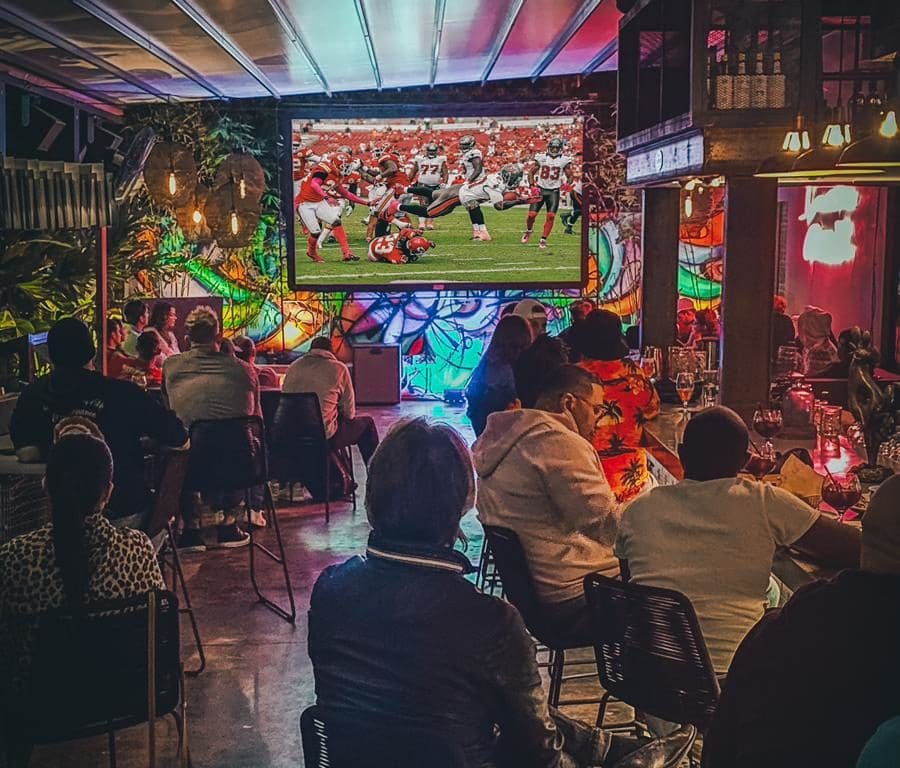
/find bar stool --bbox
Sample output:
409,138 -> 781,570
187,415 -> 296,624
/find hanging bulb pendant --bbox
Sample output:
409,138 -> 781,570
239,177 -> 247,199
168,171 -> 178,196
192,207 -> 203,224
230,210 -> 239,236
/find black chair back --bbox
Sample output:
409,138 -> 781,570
300,706 -> 465,768
269,393 -> 332,498
583,573 -> 719,729
187,416 -> 268,493
144,450 -> 190,539
482,525 -> 557,645
19,590 -> 181,744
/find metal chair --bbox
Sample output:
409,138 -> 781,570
299,705 -> 465,768
144,449 -> 205,675
482,525 -> 604,713
187,416 -> 296,624
269,392 -> 355,523
474,537 -> 503,597
583,573 -> 720,732
9,590 -> 189,768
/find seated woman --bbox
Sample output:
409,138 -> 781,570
121,331 -> 164,386
308,418 -> 695,768
797,306 -> 839,377
571,310 -> 660,502
0,423 -> 164,706
465,315 -> 533,436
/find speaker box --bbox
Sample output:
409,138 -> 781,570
352,344 -> 402,405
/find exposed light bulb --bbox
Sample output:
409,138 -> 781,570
192,208 -> 203,224
168,172 -> 177,196
880,110 -> 898,139
239,177 -> 247,199
784,131 -> 802,152
801,130 -> 811,151
822,123 -> 848,148
230,210 -> 239,235
683,194 -> 693,218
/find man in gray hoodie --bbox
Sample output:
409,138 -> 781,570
473,364 -> 620,644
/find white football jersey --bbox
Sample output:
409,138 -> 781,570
460,148 -> 485,183
414,155 -> 447,186
534,153 -> 573,190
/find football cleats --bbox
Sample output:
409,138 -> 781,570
425,143 -> 439,158
332,151 -> 353,176
547,137 -> 564,157
500,163 -> 524,189
459,135 -> 476,151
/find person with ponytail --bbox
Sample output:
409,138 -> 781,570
0,423 -> 165,704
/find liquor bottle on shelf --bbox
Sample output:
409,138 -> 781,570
750,51 -> 768,108
767,50 -> 786,108
715,53 -> 733,109
733,52 -> 751,108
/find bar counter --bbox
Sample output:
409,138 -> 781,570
642,405 -> 865,590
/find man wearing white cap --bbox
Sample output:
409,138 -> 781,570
676,297 -> 696,345
703,475 -> 900,768
513,298 -> 549,338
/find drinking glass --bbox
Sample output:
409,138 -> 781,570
822,474 -> 862,523
675,372 -> 695,415
752,407 -> 783,459
744,453 -> 776,480
701,369 -> 719,407
640,355 -> 659,381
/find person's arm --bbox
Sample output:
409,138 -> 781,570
338,365 -> 356,421
8,389 -> 49,462
535,430 -> 621,546
484,605 -> 571,768
334,183 -> 367,206
789,514 -> 860,569
440,160 -> 448,185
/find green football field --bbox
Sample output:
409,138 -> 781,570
294,205 -> 582,287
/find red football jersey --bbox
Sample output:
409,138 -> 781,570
297,161 -> 340,204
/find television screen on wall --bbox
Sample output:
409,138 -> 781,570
285,114 -> 586,291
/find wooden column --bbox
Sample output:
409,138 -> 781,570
719,177 -> 778,422
639,187 -> 680,351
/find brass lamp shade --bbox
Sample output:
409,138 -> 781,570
837,136 -> 900,168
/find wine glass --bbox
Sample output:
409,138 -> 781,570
752,407 -> 783,460
744,453 -> 776,481
701,369 -> 719,408
675,372 -> 695,416
640,355 -> 659,381
822,474 -> 862,523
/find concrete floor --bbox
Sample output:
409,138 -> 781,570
29,401 -> 620,768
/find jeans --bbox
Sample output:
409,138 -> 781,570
330,416 -> 380,465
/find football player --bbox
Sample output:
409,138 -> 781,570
295,152 -> 368,263
408,143 -> 448,230
367,151 -> 414,240
367,228 -> 435,264
522,136 -> 574,249
563,178 -> 582,235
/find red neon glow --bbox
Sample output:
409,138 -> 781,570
800,186 -> 860,266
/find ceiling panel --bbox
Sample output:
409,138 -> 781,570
79,0 -> 261,97
283,0 -> 377,91
434,0 -> 518,85
1,0 -> 211,99
0,22 -> 151,104
488,0 -> 584,81
543,1 -> 620,76
364,0 -> 434,88
179,0 -> 323,94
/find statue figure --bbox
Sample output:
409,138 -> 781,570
847,327 -> 895,480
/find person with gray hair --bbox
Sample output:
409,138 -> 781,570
703,474 -> 900,768
163,305 -> 260,551
309,418 -> 696,768
233,335 -> 279,388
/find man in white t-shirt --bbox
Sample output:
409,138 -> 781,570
616,406 -> 860,674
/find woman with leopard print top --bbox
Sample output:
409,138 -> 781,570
0,431 -> 165,714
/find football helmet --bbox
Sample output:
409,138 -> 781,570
459,135 -> 476,151
338,145 -> 353,156
332,151 -> 353,176
500,163 -> 524,189
547,137 -> 564,157
425,143 -> 439,158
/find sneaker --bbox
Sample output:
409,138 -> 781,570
249,509 -> 267,528
564,225 -> 574,235
308,251 -> 324,263
212,523 -> 250,549
539,238 -> 548,249
342,253 -> 360,262
521,230 -> 532,244
477,230 -> 492,241
176,528 -> 207,553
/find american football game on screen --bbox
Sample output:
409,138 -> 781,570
288,115 -> 584,290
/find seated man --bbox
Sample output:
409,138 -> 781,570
309,418 -> 695,768
616,406 -> 860,675
474,364 -> 620,644
702,476 -> 900,768
9,318 -> 187,528
121,298 -> 149,356
282,337 -> 379,465
163,306 -> 259,550
233,335 -> 279,388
